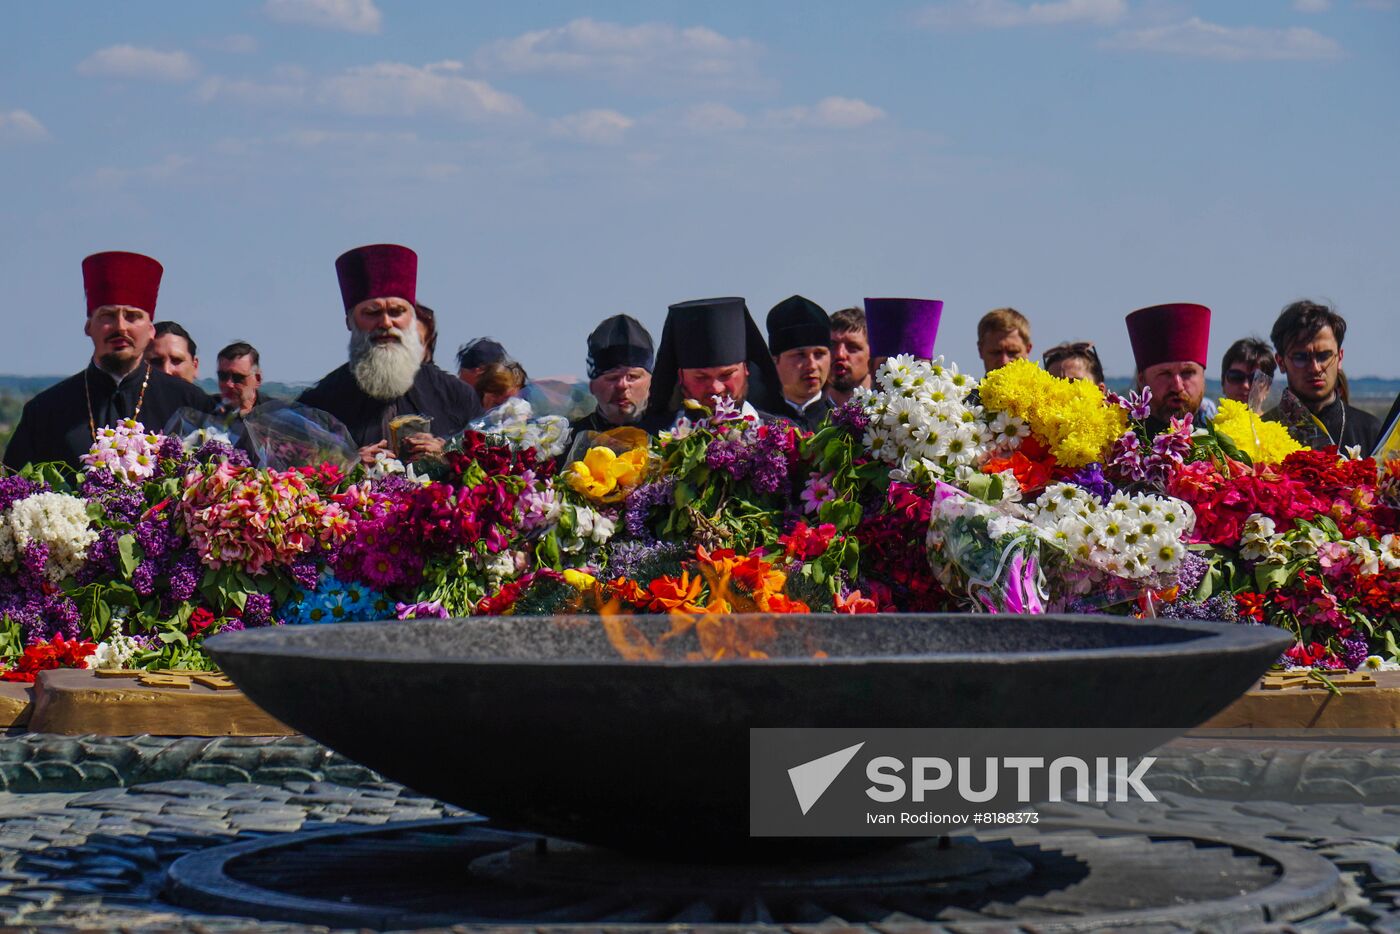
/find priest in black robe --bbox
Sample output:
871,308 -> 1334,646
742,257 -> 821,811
638,297 -> 791,434
569,314 -> 654,439
766,295 -> 834,431
3,251 -> 215,473
297,244 -> 482,464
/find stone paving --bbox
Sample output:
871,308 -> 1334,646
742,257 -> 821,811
3,736 -> 1400,931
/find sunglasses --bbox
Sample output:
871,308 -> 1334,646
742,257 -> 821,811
217,371 -> 249,384
1042,341 -> 1100,365
1223,368 -> 1255,385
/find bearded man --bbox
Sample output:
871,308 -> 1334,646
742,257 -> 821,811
4,252 -> 214,471
570,314 -> 654,436
298,244 -> 482,464
638,297 -> 789,434
1125,302 -> 1213,439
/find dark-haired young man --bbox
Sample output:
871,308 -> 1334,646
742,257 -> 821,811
1264,300 -> 1379,452
148,321 -> 200,382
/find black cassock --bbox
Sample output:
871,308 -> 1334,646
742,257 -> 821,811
297,363 -> 483,448
3,362 -> 216,472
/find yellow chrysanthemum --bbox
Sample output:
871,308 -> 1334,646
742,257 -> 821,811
978,359 -> 1126,468
566,445 -> 650,503
1213,398 -> 1305,464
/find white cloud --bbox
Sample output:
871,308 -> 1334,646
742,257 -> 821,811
1294,0 -> 1331,11
550,109 -> 634,144
918,0 -> 1126,29
196,76 -> 307,107
77,45 -> 199,82
683,102 -> 747,132
205,34 -> 259,54
476,18 -> 762,88
767,97 -> 887,130
0,109 -> 50,143
1103,17 -> 1342,60
82,153 -> 192,190
264,0 -> 381,34
318,61 -> 525,120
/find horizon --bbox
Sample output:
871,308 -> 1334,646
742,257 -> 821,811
2,1 -> 1397,381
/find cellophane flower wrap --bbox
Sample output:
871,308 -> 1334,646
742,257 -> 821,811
925,478 -> 1047,613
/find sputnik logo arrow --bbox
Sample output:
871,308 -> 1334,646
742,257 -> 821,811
787,742 -> 865,815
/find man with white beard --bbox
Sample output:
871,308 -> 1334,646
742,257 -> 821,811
298,244 -> 482,464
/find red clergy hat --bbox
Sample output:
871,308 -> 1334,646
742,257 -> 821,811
1126,302 -> 1211,371
335,244 -> 417,311
82,251 -> 163,317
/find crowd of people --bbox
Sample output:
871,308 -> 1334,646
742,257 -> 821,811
1,243 -> 1389,474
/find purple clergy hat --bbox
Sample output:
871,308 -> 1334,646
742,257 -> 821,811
864,298 -> 943,359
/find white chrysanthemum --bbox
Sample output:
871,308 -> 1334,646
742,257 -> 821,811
6,491 -> 99,581
1029,486 -> 1193,582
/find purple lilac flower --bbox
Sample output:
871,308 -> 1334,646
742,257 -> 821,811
18,543 -> 49,591
243,592 -> 274,626
1066,463 -> 1114,505
78,529 -> 121,584
830,400 -> 870,434
196,440 -> 251,467
131,560 -> 157,596
1342,637 -> 1370,672
1160,595 -> 1237,622
605,539 -> 688,583
135,517 -> 174,561
217,618 -> 246,634
167,552 -> 201,601
289,559 -> 319,591
1173,551 -> 1209,595
0,475 -> 44,512
158,435 -> 185,462
621,477 -> 676,539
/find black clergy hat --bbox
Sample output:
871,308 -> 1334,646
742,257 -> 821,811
644,297 -> 787,423
766,295 -> 831,356
586,315 -> 654,379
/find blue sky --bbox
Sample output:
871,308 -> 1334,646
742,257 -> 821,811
2,0 -> 1397,382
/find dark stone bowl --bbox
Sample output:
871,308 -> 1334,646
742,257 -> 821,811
208,614 -> 1288,856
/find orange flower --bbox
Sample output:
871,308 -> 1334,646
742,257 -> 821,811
646,572 -> 704,612
756,591 -> 810,614
605,577 -> 649,607
834,589 -> 877,614
731,553 -> 786,595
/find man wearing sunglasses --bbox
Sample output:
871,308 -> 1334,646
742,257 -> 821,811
215,342 -> 264,416
1264,300 -> 1379,452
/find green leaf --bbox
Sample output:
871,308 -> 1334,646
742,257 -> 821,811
1254,562 -> 1290,592
116,534 -> 140,578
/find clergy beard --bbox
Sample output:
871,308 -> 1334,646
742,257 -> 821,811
349,325 -> 423,401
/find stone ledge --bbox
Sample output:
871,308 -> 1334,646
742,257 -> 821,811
0,682 -> 34,729
0,670 -> 292,737
1204,669 -> 1400,729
